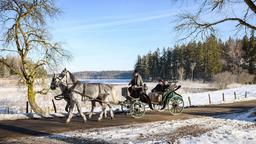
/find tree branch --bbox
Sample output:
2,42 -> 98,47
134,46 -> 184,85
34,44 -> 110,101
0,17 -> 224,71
176,14 -> 256,40
36,88 -> 50,95
244,0 -> 256,14
0,48 -> 18,53
197,17 -> 256,30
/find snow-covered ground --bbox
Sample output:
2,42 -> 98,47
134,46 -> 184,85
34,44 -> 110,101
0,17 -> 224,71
4,108 -> 256,144
182,84 -> 256,107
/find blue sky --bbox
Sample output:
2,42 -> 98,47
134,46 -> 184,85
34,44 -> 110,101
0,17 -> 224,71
50,0 -> 244,72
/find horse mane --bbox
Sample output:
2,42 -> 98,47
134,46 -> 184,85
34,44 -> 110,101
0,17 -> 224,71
67,70 -> 79,84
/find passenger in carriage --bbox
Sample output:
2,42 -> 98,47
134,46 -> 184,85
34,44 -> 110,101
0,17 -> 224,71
128,69 -> 144,98
149,79 -> 170,103
151,79 -> 169,93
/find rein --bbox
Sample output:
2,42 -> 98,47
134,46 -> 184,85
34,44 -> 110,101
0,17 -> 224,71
54,94 -> 65,101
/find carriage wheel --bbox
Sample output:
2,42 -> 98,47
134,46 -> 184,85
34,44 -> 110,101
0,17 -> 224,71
130,100 -> 145,118
168,96 -> 184,115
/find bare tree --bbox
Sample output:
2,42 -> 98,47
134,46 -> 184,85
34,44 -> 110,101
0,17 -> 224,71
226,39 -> 245,82
175,0 -> 256,40
0,0 -> 70,115
178,65 -> 185,80
190,62 -> 196,81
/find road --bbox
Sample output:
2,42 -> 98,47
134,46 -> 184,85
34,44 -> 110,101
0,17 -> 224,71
0,100 -> 255,141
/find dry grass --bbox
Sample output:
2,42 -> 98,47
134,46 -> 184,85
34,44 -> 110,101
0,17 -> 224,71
0,79 -> 20,87
168,125 -> 212,143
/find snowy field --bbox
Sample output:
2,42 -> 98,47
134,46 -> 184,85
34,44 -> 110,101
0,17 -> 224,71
4,108 -> 256,144
181,84 -> 256,107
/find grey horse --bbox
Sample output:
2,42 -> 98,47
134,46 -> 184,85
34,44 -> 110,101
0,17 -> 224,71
50,68 -> 116,123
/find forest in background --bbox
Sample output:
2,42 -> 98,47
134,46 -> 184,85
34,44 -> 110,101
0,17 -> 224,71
135,31 -> 256,85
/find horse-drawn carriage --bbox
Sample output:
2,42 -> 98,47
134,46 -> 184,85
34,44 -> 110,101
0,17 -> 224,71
50,68 -> 185,123
120,84 -> 184,118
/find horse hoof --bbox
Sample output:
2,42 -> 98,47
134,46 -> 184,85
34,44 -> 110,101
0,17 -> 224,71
65,120 -> 70,124
97,118 -> 102,121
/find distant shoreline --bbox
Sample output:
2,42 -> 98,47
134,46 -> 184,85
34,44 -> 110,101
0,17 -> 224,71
74,70 -> 133,79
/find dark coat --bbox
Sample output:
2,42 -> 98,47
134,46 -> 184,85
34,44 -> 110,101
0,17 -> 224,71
151,84 -> 169,93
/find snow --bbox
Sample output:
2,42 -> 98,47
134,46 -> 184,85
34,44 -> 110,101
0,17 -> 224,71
0,112 -> 69,121
0,113 -> 42,120
50,109 -> 255,144
179,108 -> 256,144
182,85 -> 256,107
5,108 -> 256,144
0,113 -> 30,120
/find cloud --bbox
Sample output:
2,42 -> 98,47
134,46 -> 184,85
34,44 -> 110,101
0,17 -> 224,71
54,10 -> 175,33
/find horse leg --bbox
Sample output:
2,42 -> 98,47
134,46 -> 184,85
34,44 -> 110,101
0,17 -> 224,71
98,102 -> 105,121
75,100 -> 87,123
101,97 -> 108,118
104,103 -> 108,118
65,98 -> 70,112
66,101 -> 74,123
108,103 -> 114,119
102,94 -> 109,118
88,100 -> 96,119
102,95 -> 114,119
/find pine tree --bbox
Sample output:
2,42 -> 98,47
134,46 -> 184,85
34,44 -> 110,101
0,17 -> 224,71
249,30 -> 256,74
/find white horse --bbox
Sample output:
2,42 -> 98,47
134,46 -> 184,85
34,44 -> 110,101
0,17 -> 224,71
50,68 -> 117,123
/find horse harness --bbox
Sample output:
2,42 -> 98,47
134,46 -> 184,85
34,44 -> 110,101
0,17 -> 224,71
54,80 -> 111,104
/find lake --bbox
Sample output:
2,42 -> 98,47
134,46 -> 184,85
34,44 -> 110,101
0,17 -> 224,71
79,79 -> 130,84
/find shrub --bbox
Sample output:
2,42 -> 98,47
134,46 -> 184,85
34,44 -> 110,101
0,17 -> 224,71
213,72 -> 235,89
238,70 -> 255,84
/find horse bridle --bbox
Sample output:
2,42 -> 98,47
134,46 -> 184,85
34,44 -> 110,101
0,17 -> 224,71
55,70 -> 79,92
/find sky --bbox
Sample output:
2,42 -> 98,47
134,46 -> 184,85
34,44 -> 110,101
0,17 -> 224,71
49,0 -> 245,72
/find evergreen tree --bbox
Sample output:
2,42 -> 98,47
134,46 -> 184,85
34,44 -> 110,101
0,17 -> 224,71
135,34 -> 254,82
249,30 -> 256,74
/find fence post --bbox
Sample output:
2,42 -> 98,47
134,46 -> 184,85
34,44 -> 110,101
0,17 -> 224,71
26,101 -> 29,113
52,99 -> 57,113
234,92 -> 237,100
222,93 -> 225,102
188,96 -> 191,107
208,94 -> 211,104
7,107 -> 10,114
245,91 -> 247,98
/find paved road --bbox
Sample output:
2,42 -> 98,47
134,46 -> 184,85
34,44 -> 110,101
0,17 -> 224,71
0,100 -> 255,140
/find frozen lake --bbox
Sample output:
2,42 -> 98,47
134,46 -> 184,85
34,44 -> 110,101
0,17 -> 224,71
79,79 -> 130,84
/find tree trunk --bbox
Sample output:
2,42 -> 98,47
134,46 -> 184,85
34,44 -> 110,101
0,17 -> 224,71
27,82 -> 46,116
178,66 -> 184,81
191,70 -> 194,81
